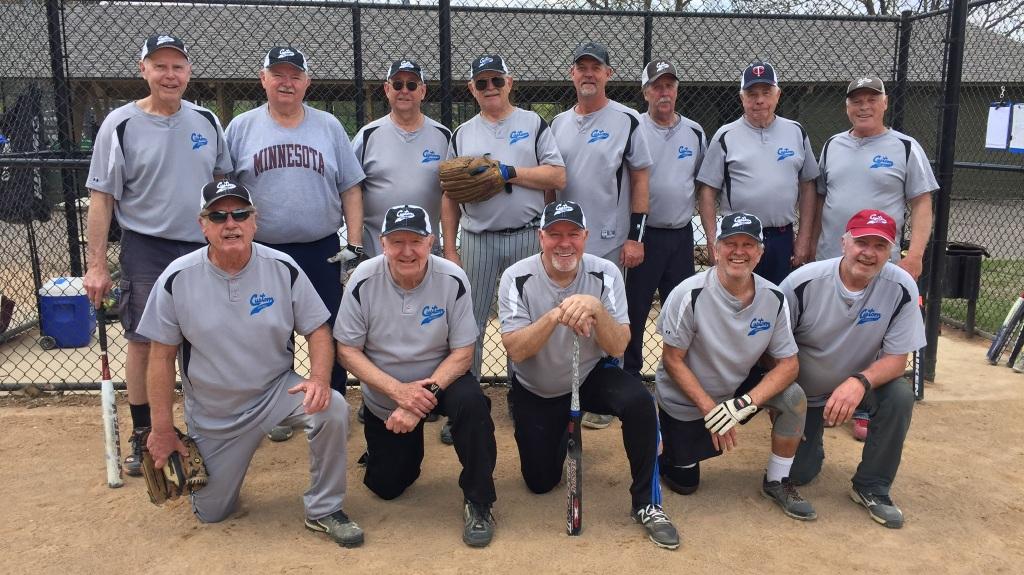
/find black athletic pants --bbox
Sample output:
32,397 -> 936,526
362,373 -> 497,505
510,360 -> 660,509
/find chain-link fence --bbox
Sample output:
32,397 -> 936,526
2,0 -> 1021,390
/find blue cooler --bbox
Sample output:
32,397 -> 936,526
39,277 -> 96,348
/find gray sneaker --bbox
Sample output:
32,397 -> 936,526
440,420 -> 454,445
305,510 -> 364,547
463,501 -> 495,547
850,488 -> 904,528
267,425 -> 293,442
581,412 -> 614,429
761,475 -> 817,521
632,504 -> 680,550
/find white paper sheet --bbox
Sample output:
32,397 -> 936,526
986,103 -> 1011,149
1009,103 -> 1024,154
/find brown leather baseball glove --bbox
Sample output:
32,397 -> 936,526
140,427 -> 208,505
439,154 -> 508,204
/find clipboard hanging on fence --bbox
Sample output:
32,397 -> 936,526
985,88 -> 1011,150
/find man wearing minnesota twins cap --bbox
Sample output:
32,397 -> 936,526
84,33 -> 233,476
779,209 -> 924,528
226,46 -> 366,442
696,60 -> 819,286
655,211 -> 813,523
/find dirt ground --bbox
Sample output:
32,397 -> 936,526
2,332 -> 1022,574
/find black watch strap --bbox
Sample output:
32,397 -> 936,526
853,372 -> 871,394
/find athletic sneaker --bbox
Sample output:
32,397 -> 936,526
761,475 -> 817,521
463,501 -> 495,547
850,488 -> 904,528
440,420 -> 454,445
124,428 -> 145,477
305,509 -> 364,547
631,504 -> 680,550
581,412 -> 614,429
267,425 -> 294,442
852,417 -> 869,441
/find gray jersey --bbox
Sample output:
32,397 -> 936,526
498,254 -> 628,398
655,269 -> 798,421
816,129 -> 938,260
697,115 -> 819,227
136,244 -> 330,438
448,107 -> 564,232
552,101 -> 653,257
780,258 -> 926,407
87,101 -> 232,243
333,255 -> 478,420
641,112 -> 706,229
225,104 -> 365,243
353,114 -> 451,257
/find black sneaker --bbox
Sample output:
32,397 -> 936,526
440,420 -> 454,445
124,428 -> 146,477
850,488 -> 904,528
761,475 -> 817,521
305,509 -> 365,547
631,503 -> 680,550
463,501 -> 495,548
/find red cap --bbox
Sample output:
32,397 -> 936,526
845,209 -> 897,244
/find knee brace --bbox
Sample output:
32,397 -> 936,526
771,383 -> 807,438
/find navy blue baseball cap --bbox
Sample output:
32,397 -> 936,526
388,59 -> 426,81
382,205 -> 432,236
540,200 -> 587,230
264,47 -> 308,71
573,41 -> 610,66
717,212 -> 764,243
470,55 -> 509,79
140,35 -> 188,60
201,180 -> 253,211
741,60 -> 778,90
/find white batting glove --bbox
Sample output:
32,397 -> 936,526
703,394 -> 758,435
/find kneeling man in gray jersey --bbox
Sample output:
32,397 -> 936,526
138,181 -> 362,547
335,205 -> 498,548
779,209 -> 924,528
656,212 -> 815,521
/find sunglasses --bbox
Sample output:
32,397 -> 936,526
390,80 -> 419,92
204,208 -> 254,223
474,76 -> 506,91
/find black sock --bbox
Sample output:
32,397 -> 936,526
129,402 -> 151,430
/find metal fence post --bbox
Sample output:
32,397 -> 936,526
889,10 -> 912,133
643,12 -> 653,66
439,0 -> 453,129
353,3 -> 365,127
924,0 -> 969,381
45,0 -> 83,276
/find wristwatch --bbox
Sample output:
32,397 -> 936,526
852,372 -> 871,394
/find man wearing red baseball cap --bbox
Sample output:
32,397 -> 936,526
778,209 -> 925,529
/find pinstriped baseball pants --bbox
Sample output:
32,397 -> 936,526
461,226 -> 540,377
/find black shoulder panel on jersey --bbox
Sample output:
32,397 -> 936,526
115,117 -> 131,158
181,337 -> 193,382
447,273 -> 467,300
351,277 -> 370,305
195,108 -> 219,131
514,274 -> 533,299
272,257 -> 300,287
435,124 -> 453,144
720,130 -> 733,208
588,270 -> 607,297
535,116 -> 549,162
769,287 -> 786,317
690,287 -> 704,317
898,136 -> 912,163
360,126 -> 380,165
690,126 -> 703,144
887,283 -> 913,331
622,111 -> 640,159
163,269 -> 183,295
792,279 -> 812,328
795,121 -> 807,143
451,124 -> 464,156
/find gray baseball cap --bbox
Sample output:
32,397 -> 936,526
847,75 -> 886,96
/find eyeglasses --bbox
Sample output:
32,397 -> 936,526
474,76 -> 507,91
390,80 -> 419,92
203,208 -> 254,223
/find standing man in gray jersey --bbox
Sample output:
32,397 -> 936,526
780,209 -> 924,528
696,61 -> 819,286
354,59 -> 451,258
226,47 -> 365,442
811,76 -> 935,442
623,59 -> 707,379
440,54 -> 565,425
84,35 -> 233,476
336,205 -> 498,548
138,181 -> 363,547
656,212 -> 815,522
498,201 -> 679,550
551,41 -> 652,430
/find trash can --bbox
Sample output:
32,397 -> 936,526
943,242 -> 988,300
38,277 -> 96,348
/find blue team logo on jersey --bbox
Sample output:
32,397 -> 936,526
421,149 -> 441,163
678,146 -> 693,159
748,318 -> 771,336
510,130 -> 529,145
421,305 -> 445,325
191,132 -> 208,150
588,129 -> 610,144
870,155 -> 894,169
857,308 -> 882,325
250,293 -> 275,315
776,147 -> 795,161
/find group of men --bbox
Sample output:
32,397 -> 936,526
82,33 -> 935,551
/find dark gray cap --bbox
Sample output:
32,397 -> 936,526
388,59 -> 426,81
641,59 -> 678,87
140,35 -> 188,60
717,212 -> 764,243
264,47 -> 308,71
382,205 -> 431,236
573,42 -> 610,66
540,200 -> 587,230
847,76 -> 885,95
201,180 -> 253,211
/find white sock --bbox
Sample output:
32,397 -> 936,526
766,453 -> 794,483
